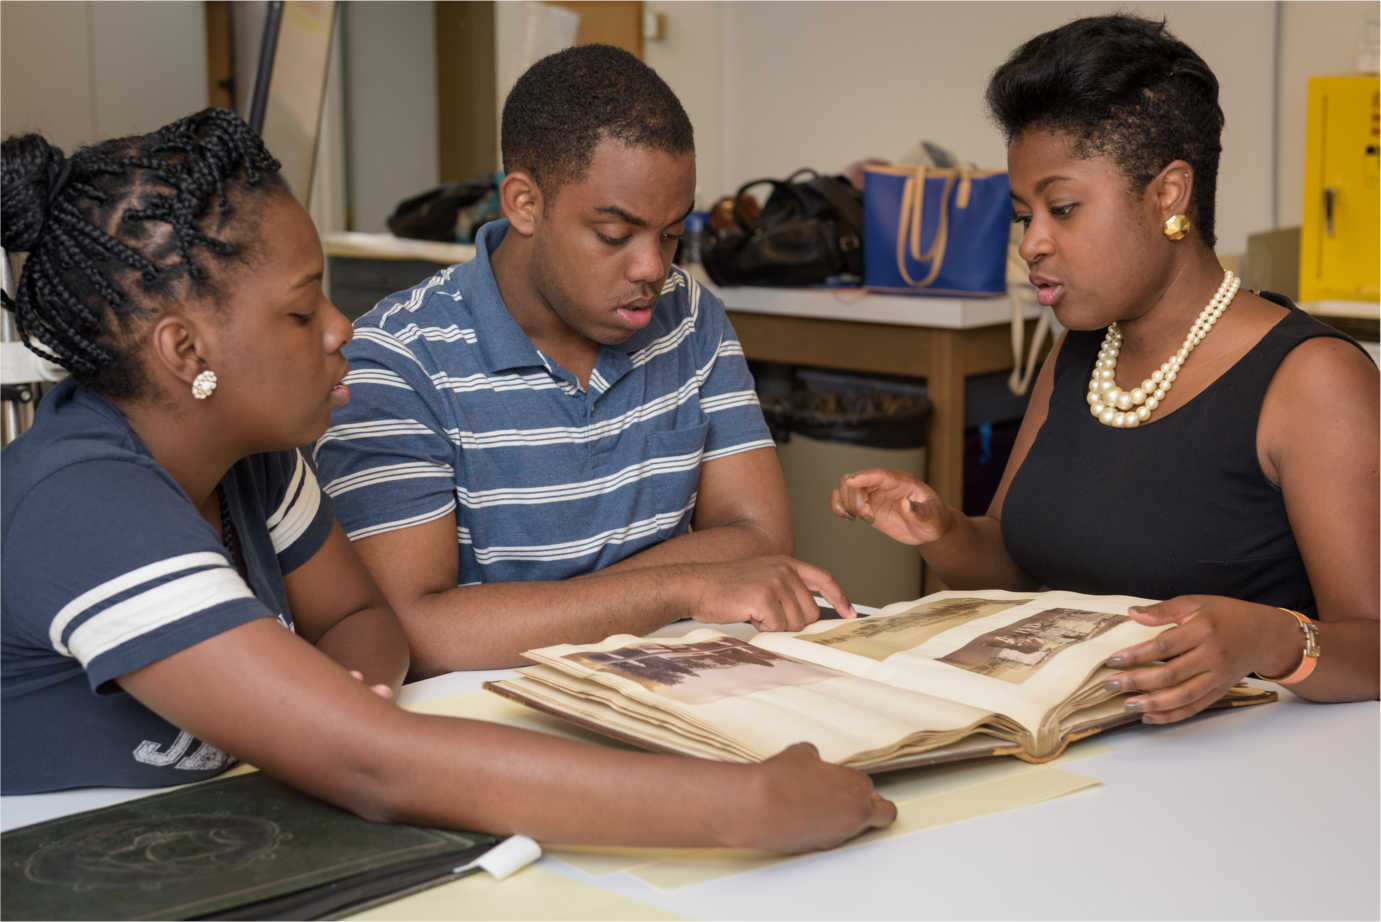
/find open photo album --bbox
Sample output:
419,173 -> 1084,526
486,590 -> 1277,771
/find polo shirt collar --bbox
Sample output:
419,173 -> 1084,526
461,219 -> 654,388
464,219 -> 549,375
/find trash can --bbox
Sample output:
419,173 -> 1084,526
759,367 -> 931,608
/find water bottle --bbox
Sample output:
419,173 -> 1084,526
680,210 -> 708,265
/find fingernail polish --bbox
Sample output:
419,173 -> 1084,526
1106,656 -> 1124,667
1104,678 -> 1121,692
1124,699 -> 1143,712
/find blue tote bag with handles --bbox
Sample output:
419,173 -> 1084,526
863,165 -> 1011,296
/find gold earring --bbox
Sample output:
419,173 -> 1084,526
1163,214 -> 1190,241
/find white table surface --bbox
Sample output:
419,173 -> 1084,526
692,268 -> 1043,331
406,667 -> 1380,921
321,231 -> 475,265
3,622 -> 1377,921
315,233 -> 1033,331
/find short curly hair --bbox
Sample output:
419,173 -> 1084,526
986,14 -> 1224,247
500,43 -> 693,199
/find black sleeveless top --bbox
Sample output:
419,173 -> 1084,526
1001,298 -> 1366,615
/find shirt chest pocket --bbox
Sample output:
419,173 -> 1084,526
639,421 -> 710,514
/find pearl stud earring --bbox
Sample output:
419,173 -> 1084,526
191,369 -> 218,400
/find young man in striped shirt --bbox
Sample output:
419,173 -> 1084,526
314,45 -> 854,674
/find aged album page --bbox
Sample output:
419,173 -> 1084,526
522,630 -> 1000,766
749,590 -> 1168,746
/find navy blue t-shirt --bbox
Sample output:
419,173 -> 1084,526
2,380 -> 335,793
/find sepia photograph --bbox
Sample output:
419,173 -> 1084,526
801,597 -> 1035,662
937,608 -> 1129,684
565,638 -> 839,705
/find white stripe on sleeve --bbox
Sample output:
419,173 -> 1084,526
49,551 -> 231,656
700,390 -> 762,413
322,461 -> 454,498
702,438 -> 776,462
267,452 -> 323,554
64,565 -> 256,665
344,500 -> 457,541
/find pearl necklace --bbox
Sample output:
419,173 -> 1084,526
1087,270 -> 1241,428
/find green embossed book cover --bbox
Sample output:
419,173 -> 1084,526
1,772 -> 497,920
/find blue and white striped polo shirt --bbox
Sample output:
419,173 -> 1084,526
314,219 -> 773,585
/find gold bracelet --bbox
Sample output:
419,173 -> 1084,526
1257,608 -> 1320,685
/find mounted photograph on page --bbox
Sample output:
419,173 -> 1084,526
486,590 -> 1277,771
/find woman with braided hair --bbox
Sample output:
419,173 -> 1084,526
1,107 -> 894,850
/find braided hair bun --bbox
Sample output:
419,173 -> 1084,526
1,107 -> 283,398
1,133 -> 68,253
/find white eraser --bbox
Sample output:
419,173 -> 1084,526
469,834 -> 541,881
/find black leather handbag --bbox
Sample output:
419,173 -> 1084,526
386,175 -> 498,242
702,169 -> 863,287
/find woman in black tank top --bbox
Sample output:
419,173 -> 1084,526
831,15 -> 1377,722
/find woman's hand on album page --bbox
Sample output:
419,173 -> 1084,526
1103,595 -> 1298,723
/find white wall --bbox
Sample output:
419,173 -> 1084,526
342,2 -> 439,233
7,1 -> 1374,248
1,1 -> 207,151
643,1 -> 1377,256
495,1 -> 726,205
644,1 -> 725,208
705,2 -> 1281,256
3,0 -> 349,235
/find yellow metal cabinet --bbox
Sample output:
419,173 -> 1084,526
1300,75 -> 1380,303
